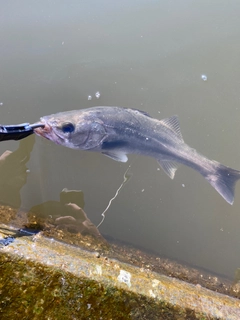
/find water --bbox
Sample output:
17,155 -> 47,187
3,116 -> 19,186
1,0 -> 240,280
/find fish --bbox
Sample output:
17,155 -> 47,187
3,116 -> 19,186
34,106 -> 240,204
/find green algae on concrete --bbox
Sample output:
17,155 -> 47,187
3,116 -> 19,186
0,229 -> 240,320
0,254 -> 194,320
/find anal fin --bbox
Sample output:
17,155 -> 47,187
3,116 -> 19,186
158,159 -> 179,179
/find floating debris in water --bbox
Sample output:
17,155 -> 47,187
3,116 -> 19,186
87,95 -> 92,101
182,184 -> 185,187
201,74 -> 208,81
0,102 -> 3,106
95,91 -> 101,99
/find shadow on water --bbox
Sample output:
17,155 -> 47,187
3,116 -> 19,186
0,135 -> 34,208
0,135 -> 105,242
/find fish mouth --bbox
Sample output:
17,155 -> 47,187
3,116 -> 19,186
33,120 -> 51,137
33,119 -> 66,145
33,119 -> 61,142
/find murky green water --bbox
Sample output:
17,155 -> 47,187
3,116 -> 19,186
1,0 -> 240,280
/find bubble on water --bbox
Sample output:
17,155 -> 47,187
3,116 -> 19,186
201,74 -> 207,81
61,41 -> 64,45
0,102 -> 3,106
182,184 -> 185,187
87,95 -> 92,101
95,91 -> 101,99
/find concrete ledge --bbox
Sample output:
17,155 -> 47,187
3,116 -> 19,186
0,230 -> 239,319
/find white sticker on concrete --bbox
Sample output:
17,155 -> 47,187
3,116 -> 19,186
117,269 -> 131,287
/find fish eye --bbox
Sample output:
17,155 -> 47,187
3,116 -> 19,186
61,122 -> 75,133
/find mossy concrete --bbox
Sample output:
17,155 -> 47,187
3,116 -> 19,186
0,228 -> 239,320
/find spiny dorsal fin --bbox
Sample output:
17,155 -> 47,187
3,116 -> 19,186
130,108 -> 152,118
159,115 -> 184,141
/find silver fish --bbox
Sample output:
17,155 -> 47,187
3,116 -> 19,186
34,106 -> 240,204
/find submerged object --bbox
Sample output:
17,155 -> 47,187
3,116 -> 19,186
34,106 -> 240,204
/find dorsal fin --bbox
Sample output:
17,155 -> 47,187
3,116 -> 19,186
130,108 -> 152,118
159,115 -> 184,141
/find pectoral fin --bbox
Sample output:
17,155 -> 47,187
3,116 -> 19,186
102,151 -> 128,162
157,159 -> 179,179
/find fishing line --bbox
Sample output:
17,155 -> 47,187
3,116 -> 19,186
97,164 -> 133,228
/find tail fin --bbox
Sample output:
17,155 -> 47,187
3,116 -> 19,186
205,163 -> 240,205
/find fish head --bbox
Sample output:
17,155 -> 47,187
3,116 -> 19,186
34,110 -> 107,150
